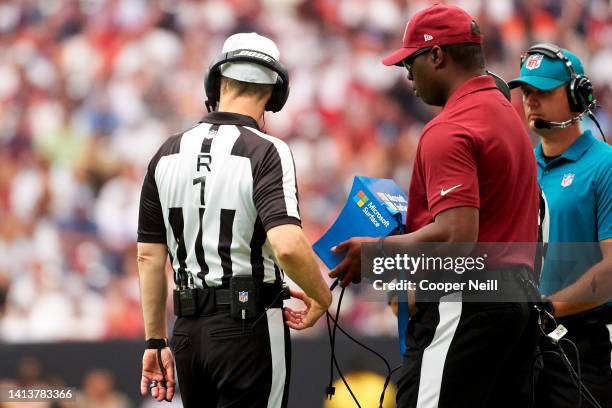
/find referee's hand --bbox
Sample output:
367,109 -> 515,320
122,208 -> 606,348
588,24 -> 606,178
284,289 -> 327,330
329,237 -> 376,287
141,348 -> 176,402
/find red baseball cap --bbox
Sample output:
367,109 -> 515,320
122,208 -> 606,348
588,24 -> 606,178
382,4 -> 483,66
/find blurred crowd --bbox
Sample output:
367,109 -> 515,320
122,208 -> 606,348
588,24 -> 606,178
0,354 -> 390,407
0,356 -> 134,408
0,354 -> 189,408
0,0 -> 611,342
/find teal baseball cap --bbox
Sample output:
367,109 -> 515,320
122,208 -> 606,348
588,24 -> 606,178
508,46 -> 585,90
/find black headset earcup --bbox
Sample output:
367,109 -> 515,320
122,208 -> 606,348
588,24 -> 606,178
204,63 -> 222,110
264,63 -> 290,113
576,76 -> 593,111
265,77 -> 289,113
568,75 -> 593,112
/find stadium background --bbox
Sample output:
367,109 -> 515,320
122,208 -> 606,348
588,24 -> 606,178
0,0 -> 610,406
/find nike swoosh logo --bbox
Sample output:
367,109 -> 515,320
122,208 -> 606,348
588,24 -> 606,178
441,184 -> 462,196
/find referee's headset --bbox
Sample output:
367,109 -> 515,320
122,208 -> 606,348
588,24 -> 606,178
520,43 -> 606,141
204,49 -> 290,113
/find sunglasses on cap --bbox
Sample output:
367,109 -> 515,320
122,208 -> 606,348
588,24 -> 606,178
402,47 -> 433,76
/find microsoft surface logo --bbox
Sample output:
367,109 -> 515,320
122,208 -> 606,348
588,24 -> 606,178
353,190 -> 369,207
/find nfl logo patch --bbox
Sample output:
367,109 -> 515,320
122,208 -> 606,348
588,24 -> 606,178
238,291 -> 249,303
561,173 -> 575,187
526,54 -> 544,70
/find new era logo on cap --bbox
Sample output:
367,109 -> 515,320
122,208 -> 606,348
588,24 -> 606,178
424,34 -> 434,41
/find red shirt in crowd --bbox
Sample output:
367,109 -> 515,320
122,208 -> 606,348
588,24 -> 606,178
406,75 -> 539,268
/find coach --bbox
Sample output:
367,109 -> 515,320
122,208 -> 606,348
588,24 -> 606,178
136,32 -> 331,407
330,4 -> 541,407
509,44 -> 612,408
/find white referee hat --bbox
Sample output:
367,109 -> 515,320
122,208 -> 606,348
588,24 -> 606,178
220,32 -> 280,84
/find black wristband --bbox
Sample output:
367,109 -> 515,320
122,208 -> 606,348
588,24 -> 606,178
146,338 -> 168,349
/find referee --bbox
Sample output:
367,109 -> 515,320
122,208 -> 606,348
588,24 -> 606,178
137,32 -> 331,407
509,44 -> 612,408
330,5 -> 541,407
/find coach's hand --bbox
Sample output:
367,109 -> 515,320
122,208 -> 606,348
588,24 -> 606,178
329,237 -> 376,287
141,348 -> 176,402
284,289 -> 328,330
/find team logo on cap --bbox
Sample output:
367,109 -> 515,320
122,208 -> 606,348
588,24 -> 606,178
561,173 -> 575,188
424,34 -> 434,41
526,54 -> 544,70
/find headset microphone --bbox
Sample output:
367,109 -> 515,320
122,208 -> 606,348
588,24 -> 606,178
532,102 -> 607,143
533,116 -> 581,130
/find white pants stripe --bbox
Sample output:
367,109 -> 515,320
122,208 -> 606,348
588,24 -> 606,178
607,323 -> 612,371
417,294 -> 463,408
266,308 -> 286,408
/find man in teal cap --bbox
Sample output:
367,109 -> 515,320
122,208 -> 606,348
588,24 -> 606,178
509,44 -> 612,408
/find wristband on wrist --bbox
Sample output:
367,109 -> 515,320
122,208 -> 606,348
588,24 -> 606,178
146,338 -> 168,349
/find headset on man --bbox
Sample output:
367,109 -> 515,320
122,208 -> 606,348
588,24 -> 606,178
519,43 -> 606,143
204,48 -> 290,113
520,43 -> 594,113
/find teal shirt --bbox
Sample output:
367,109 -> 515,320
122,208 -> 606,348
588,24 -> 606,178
536,130 -> 612,296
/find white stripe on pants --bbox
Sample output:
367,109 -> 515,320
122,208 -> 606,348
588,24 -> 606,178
266,308 -> 286,408
607,324 -> 612,371
417,293 -> 463,408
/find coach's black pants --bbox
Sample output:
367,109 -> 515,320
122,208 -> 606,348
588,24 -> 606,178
534,306 -> 612,408
171,305 -> 290,408
396,269 -> 540,408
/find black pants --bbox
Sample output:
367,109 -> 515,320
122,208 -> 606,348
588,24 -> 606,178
171,305 -> 291,408
534,307 -> 612,408
396,270 -> 540,408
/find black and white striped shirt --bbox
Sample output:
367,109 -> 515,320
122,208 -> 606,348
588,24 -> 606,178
137,112 -> 300,288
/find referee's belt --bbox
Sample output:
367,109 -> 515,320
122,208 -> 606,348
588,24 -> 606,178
194,284 -> 286,316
